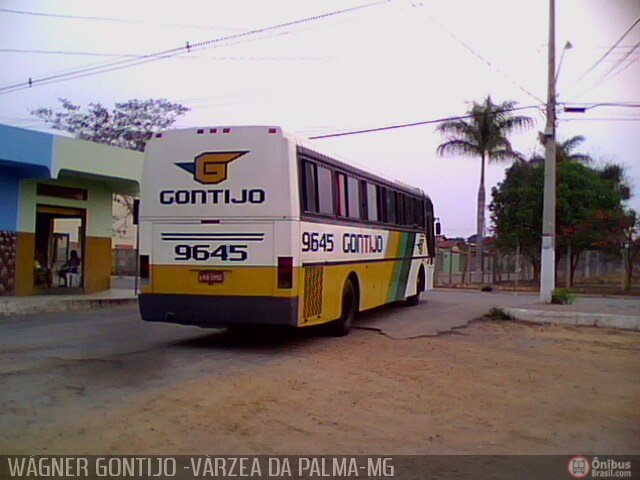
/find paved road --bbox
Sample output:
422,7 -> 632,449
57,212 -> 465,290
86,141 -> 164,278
0,290 -> 536,446
1,290 -> 638,455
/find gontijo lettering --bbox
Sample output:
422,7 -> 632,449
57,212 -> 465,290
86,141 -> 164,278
342,233 -> 384,253
159,189 -> 265,205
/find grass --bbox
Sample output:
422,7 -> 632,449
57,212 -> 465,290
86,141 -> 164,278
551,288 -> 577,305
485,307 -> 514,320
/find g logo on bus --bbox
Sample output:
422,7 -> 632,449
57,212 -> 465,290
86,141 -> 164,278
175,151 -> 248,185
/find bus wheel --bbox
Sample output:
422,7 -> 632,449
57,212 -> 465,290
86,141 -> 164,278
406,271 -> 424,306
328,280 -> 357,336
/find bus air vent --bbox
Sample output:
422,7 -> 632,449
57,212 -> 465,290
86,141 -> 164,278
303,266 -> 323,320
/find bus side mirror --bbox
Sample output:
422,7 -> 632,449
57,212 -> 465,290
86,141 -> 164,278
435,221 -> 441,236
133,199 -> 140,225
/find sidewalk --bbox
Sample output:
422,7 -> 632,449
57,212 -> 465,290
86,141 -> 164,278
501,294 -> 640,331
0,281 -> 137,317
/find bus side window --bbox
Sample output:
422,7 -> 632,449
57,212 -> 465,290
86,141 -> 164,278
367,183 -> 378,222
377,186 -> 387,223
316,165 -> 334,215
336,173 -> 347,217
386,190 -> 397,225
302,161 -> 318,213
346,176 -> 360,219
396,193 -> 404,226
416,198 -> 425,228
359,180 -> 368,220
404,195 -> 414,227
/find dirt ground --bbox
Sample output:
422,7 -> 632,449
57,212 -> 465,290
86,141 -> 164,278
6,319 -> 638,455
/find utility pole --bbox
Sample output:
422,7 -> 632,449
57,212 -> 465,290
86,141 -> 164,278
540,0 -> 557,302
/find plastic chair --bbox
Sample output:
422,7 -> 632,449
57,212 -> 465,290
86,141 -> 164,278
66,270 -> 82,288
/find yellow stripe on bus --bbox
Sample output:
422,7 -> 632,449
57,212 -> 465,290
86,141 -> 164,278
299,258 -> 406,327
149,265 -> 298,298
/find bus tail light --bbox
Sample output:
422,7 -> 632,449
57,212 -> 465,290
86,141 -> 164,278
277,256 -> 293,289
139,255 -> 150,279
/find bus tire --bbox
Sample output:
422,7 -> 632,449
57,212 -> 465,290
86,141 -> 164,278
406,269 -> 425,306
328,279 -> 357,336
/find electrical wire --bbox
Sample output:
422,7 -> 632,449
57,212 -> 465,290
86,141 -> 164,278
583,40 -> 640,91
598,49 -> 640,83
0,0 -> 390,95
0,48 -> 334,62
559,117 -> 640,122
0,7 -> 246,31
308,104 -> 542,139
420,11 -> 545,107
574,15 -> 640,83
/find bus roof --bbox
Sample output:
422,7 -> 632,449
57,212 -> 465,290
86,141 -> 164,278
155,125 -> 430,201
291,134 -> 428,200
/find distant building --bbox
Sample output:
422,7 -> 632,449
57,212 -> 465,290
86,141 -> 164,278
0,124 -> 142,296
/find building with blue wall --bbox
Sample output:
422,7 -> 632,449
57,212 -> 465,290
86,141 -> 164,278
0,124 -> 142,296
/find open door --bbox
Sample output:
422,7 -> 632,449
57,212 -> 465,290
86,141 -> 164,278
34,205 -> 86,294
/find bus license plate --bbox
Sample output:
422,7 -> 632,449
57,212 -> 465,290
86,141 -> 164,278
198,270 -> 224,284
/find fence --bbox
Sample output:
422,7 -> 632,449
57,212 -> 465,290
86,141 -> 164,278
435,247 -> 639,290
112,248 -> 138,276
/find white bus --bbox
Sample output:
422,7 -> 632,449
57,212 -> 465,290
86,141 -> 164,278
138,126 -> 438,335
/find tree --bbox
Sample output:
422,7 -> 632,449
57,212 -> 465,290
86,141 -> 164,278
436,96 -> 533,281
32,98 -> 189,152
531,134 -> 593,164
488,160 -> 543,278
621,211 -> 640,291
490,158 -> 631,286
32,98 -> 189,214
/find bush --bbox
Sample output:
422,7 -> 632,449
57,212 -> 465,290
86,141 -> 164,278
551,288 -> 577,305
485,307 -> 513,320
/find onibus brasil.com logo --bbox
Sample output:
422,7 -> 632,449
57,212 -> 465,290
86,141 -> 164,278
568,456 -> 632,478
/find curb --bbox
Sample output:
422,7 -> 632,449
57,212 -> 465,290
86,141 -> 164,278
503,307 -> 640,331
0,297 -> 138,318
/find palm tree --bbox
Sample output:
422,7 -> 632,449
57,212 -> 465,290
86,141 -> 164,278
531,134 -> 593,164
436,96 -> 533,282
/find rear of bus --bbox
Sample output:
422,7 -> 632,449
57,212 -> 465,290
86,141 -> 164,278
138,126 -> 300,328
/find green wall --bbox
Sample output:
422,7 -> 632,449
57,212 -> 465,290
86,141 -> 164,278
18,178 -> 113,237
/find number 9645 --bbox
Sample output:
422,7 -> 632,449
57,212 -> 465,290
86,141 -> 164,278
301,232 -> 334,252
174,244 -> 247,261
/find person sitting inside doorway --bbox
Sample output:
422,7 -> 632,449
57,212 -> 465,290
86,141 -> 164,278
34,253 -> 52,288
59,250 -> 81,287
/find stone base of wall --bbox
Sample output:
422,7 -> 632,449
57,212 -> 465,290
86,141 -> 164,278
0,231 -> 16,295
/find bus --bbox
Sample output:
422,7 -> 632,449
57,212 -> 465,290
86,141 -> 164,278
138,126 -> 438,335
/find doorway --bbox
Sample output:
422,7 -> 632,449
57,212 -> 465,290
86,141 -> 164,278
33,205 -> 86,294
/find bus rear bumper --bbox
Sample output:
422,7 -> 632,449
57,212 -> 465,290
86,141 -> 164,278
138,293 -> 299,328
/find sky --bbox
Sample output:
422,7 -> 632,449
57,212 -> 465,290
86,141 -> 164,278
1,0 -> 639,237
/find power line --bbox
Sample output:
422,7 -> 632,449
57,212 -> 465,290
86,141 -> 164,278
560,102 -> 640,110
568,49 -> 640,100
0,48 -> 140,58
562,101 -> 640,106
308,104 -> 542,139
0,0 -> 390,95
0,48 -> 334,62
599,48 -> 640,82
421,12 -> 545,106
0,7 -> 245,31
559,117 -> 640,122
575,15 -> 640,83
584,40 -> 640,90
